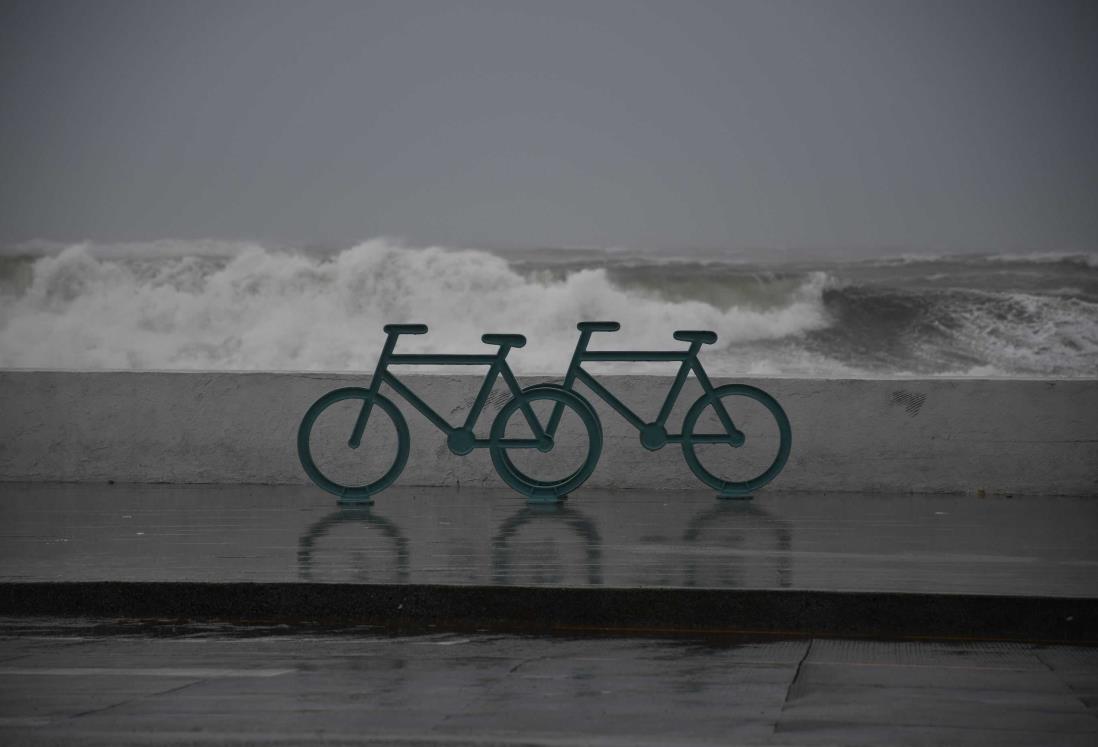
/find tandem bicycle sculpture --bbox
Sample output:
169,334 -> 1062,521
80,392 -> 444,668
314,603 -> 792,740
298,322 -> 791,504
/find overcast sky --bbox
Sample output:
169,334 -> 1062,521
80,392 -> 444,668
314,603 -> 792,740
1,0 -> 1096,253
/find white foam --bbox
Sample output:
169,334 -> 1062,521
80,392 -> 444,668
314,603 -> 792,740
0,240 -> 831,374
867,251 -> 1098,268
982,252 -> 1098,269
945,290 -> 1098,376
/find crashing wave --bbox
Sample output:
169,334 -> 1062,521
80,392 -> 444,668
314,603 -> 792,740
0,239 -> 831,374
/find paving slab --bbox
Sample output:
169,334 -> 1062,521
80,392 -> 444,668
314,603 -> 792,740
0,622 -> 1096,746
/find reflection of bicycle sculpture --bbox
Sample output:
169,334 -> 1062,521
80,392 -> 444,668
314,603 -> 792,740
681,501 -> 793,589
297,507 -> 410,583
298,322 -> 791,504
492,503 -> 603,586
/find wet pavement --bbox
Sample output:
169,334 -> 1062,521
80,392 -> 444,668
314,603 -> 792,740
2,483 -> 1096,597
2,484 -> 1096,743
0,619 -> 1096,746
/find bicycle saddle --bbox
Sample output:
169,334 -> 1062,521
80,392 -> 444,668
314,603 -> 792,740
481,333 -> 527,349
673,330 -> 717,345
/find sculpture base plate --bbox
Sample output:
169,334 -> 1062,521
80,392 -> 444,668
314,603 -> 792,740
337,496 -> 375,506
526,494 -> 568,505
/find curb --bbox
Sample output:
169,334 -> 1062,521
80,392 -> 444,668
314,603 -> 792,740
2,582 -> 1095,643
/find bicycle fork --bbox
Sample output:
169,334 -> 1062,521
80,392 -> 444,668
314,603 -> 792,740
349,332 -> 399,449
467,352 -> 552,451
687,360 -> 745,447
543,329 -> 593,438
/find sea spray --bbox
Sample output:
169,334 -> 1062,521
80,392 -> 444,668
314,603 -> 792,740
0,240 -> 832,373
1,239 -> 1095,376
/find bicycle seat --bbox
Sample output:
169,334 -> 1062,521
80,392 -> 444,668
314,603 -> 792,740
673,330 -> 717,345
577,321 -> 620,332
383,324 -> 428,335
481,333 -> 527,349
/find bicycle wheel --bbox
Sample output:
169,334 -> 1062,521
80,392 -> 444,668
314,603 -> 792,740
681,384 -> 791,496
297,387 -> 409,502
490,384 -> 602,501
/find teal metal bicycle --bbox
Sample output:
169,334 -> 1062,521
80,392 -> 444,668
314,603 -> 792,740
297,324 -> 603,504
298,322 -> 791,504
547,321 -> 791,498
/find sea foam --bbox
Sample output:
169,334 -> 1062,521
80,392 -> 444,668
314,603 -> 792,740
0,239 -> 831,374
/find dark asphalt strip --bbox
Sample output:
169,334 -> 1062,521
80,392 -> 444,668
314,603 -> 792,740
1,582 -> 1095,643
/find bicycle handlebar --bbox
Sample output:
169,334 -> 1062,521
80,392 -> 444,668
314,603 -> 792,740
383,324 -> 428,336
577,321 -> 620,333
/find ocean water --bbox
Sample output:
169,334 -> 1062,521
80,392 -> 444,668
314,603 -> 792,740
1,239 -> 1095,378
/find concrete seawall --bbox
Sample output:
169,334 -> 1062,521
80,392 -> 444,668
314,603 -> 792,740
1,371 -> 1096,495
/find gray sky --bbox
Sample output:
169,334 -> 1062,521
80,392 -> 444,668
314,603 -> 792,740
1,0 -> 1096,253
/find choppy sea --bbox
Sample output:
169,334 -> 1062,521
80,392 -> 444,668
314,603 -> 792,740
1,239 -> 1095,377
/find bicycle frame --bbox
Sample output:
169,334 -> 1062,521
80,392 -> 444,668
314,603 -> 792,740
350,333 -> 547,451
546,330 -> 739,446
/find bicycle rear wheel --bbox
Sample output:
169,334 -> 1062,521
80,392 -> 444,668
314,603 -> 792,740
681,384 -> 791,496
489,384 -> 602,501
297,388 -> 409,502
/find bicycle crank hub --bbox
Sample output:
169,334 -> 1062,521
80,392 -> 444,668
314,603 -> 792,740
639,422 -> 668,450
447,428 -> 476,455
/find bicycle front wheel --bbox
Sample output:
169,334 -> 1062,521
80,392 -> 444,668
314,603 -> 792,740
681,384 -> 791,496
297,388 -> 409,502
489,384 -> 602,501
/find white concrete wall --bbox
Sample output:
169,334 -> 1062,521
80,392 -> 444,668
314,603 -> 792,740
1,371 -> 1095,495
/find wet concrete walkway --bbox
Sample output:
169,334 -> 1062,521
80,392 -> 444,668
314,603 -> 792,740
2,483 -> 1096,596
3,483 -> 1097,640
2,485 -> 1096,743
1,619 -> 1096,746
